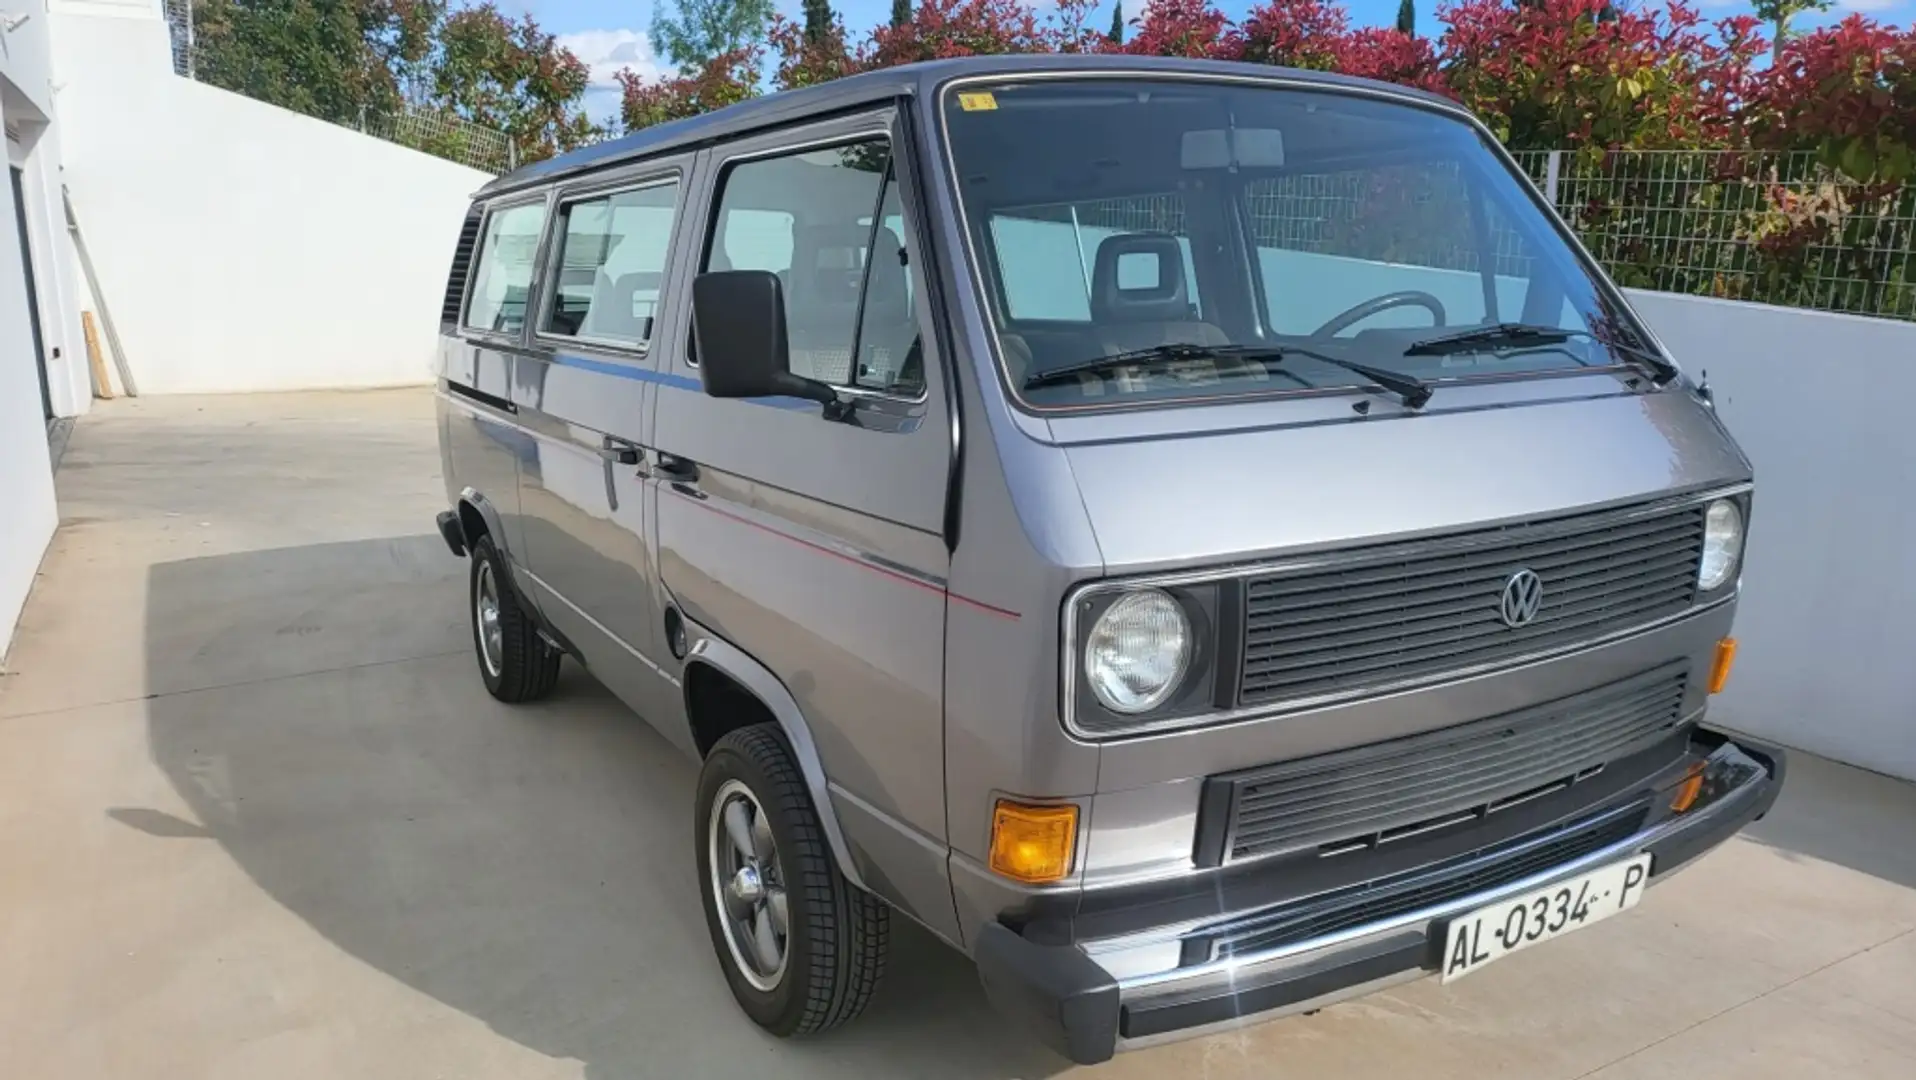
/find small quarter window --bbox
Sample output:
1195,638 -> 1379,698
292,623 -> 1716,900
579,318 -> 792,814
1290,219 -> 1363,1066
464,202 -> 547,336
543,180 -> 681,347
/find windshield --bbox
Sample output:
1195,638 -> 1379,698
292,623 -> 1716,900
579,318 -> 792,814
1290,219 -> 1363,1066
941,79 -> 1650,409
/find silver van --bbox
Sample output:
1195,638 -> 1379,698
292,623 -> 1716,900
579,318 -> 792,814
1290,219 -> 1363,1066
432,56 -> 1782,1063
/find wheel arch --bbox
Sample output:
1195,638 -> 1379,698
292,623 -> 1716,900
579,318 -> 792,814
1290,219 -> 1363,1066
456,486 -> 508,555
681,625 -> 868,894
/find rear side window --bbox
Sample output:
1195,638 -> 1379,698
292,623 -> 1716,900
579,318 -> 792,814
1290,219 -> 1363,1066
704,140 -> 923,396
464,202 -> 547,335
542,179 -> 681,347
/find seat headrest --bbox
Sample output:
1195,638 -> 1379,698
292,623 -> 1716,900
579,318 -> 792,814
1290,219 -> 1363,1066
582,271 -> 662,340
788,224 -> 872,310
1091,233 -> 1192,324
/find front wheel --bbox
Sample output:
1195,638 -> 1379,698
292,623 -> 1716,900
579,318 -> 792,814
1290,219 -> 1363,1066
468,535 -> 561,703
695,724 -> 888,1036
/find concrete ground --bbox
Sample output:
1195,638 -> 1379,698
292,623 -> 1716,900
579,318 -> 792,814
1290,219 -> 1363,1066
2,389 -> 1914,1080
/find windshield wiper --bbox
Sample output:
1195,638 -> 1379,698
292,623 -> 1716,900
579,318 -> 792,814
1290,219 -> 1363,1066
1405,322 -> 1676,380
1023,343 -> 1433,408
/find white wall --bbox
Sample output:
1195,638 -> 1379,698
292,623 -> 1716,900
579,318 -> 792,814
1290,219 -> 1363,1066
48,7 -> 492,394
2,4 -> 72,658
1627,290 -> 1916,782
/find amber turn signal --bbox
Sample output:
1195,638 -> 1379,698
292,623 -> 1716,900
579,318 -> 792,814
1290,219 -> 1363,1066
1709,637 -> 1738,694
1671,763 -> 1707,814
988,799 -> 1078,884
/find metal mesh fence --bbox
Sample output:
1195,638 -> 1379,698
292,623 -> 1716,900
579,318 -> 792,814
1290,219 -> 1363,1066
160,0 -> 517,175
358,108 -> 517,174
1527,150 -> 1916,321
164,0 -> 194,78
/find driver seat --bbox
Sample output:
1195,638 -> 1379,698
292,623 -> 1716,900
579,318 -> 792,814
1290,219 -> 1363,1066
1090,233 -> 1229,354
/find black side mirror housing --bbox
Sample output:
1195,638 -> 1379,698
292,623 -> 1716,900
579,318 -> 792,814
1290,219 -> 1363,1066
691,270 -> 835,405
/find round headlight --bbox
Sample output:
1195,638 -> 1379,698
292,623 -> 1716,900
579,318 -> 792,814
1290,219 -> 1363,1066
1084,590 -> 1192,715
1699,499 -> 1744,590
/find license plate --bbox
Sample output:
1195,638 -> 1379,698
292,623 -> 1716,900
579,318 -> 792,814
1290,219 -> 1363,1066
1439,854 -> 1652,983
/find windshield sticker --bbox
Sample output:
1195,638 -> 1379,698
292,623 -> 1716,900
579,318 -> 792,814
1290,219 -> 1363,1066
956,91 -> 998,112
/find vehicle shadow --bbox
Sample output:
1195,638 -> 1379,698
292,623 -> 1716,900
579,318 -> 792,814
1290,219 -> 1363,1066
1737,742 -> 1916,893
138,535 -> 1069,1080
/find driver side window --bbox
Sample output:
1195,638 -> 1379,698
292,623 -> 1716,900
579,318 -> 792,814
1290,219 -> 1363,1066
703,140 -> 924,397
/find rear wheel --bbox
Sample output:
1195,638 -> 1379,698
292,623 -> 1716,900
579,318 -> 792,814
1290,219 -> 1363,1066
468,534 -> 560,702
696,724 -> 888,1036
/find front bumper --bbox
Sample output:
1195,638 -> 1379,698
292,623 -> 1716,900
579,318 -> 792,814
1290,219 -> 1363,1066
973,731 -> 1784,1065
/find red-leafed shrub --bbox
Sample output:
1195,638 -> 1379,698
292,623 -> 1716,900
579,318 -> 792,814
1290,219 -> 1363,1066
1751,16 -> 1916,183
1240,0 -> 1352,70
617,48 -> 761,133
1437,0 -> 1765,152
770,13 -> 858,91
862,0 -> 1050,67
1335,27 -> 1444,93
1125,0 -> 1243,59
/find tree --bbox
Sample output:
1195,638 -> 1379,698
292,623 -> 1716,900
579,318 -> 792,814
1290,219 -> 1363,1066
651,0 -> 778,72
433,4 -> 596,162
892,0 -> 913,27
1395,0 -> 1413,36
803,0 -> 835,43
1126,0 -> 1240,58
1440,0 -> 1764,152
1752,0 -> 1831,62
192,0 -> 443,126
619,47 -> 760,131
1108,3 -> 1123,43
864,0 -> 1049,67
771,11 -> 855,89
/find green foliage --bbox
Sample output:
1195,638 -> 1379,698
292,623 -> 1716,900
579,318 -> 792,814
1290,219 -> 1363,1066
1109,2 -> 1123,43
804,0 -> 836,43
190,0 -> 595,168
434,4 -> 597,162
892,0 -> 913,27
192,0 -> 443,126
1395,0 -> 1413,36
1752,0 -> 1831,59
651,0 -> 778,72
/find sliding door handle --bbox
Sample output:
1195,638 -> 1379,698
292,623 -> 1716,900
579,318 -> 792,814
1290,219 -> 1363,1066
654,453 -> 699,483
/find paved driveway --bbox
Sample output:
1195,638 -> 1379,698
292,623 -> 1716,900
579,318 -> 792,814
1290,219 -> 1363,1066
3,389 -> 1913,1079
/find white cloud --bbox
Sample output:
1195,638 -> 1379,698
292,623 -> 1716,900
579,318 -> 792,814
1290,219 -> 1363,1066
1834,0 -> 1900,11
557,28 -> 662,89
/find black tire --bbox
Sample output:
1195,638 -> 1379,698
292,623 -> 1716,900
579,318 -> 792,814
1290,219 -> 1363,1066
468,534 -> 561,703
696,724 -> 888,1036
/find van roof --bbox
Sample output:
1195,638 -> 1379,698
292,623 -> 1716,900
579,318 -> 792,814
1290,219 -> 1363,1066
473,54 -> 1461,200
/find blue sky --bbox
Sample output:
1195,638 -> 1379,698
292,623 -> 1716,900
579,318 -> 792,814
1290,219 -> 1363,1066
523,0 -> 1915,123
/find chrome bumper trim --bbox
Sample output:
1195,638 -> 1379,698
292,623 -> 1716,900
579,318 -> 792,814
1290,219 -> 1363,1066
1115,741 -> 1769,997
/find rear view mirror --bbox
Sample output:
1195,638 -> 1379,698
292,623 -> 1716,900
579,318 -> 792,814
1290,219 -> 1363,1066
1180,128 -> 1285,170
691,271 -> 835,405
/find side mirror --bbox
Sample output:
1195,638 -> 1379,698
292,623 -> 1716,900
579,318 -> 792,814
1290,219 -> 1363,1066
691,270 -> 835,405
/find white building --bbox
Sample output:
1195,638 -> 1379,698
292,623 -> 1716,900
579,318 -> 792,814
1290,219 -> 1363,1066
0,0 -> 487,660
2,0 -> 88,661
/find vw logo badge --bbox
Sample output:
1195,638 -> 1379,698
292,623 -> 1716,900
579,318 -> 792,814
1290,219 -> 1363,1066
1499,569 -> 1544,628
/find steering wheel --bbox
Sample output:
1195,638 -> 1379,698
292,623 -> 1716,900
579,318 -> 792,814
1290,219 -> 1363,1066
1310,291 -> 1448,341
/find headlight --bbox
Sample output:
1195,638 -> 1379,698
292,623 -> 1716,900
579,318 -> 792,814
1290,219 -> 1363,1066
1699,499 -> 1744,590
1084,589 -> 1192,714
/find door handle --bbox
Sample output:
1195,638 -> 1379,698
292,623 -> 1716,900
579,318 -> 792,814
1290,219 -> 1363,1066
600,437 -> 641,466
654,453 -> 699,483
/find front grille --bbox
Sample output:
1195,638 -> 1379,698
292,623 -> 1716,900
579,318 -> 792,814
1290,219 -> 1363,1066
1203,806 -> 1646,961
1239,501 -> 1706,707
1219,664 -> 1689,863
